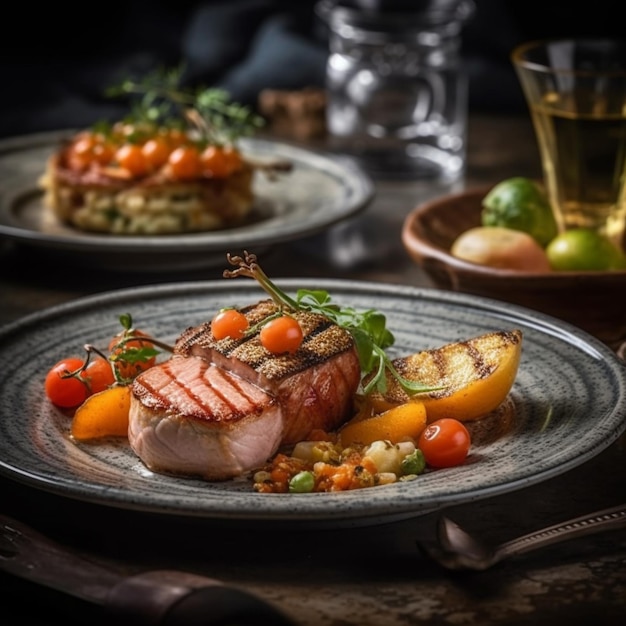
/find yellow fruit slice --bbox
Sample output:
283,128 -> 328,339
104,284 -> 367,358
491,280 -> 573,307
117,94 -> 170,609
367,329 -> 523,422
339,401 -> 428,446
71,385 -> 131,441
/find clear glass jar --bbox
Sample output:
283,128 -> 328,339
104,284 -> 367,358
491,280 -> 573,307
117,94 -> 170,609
317,0 -> 475,181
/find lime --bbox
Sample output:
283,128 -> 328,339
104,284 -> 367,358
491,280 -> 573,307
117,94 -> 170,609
482,177 -> 558,247
545,228 -> 626,271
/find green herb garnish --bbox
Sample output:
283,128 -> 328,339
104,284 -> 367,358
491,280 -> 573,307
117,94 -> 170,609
223,251 -> 442,397
104,65 -> 265,146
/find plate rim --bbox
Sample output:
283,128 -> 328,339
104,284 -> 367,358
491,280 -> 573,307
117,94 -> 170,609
1,279 -> 625,526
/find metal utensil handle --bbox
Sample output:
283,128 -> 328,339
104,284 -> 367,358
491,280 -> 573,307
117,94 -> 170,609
0,514 -> 120,603
497,503 -> 626,560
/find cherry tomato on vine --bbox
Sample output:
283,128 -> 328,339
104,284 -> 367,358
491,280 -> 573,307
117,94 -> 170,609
260,316 -> 303,355
67,133 -> 114,171
201,146 -> 242,178
45,357 -> 89,408
142,137 -> 171,170
167,145 -> 203,180
115,144 -> 149,177
211,308 -> 249,340
83,357 -> 116,394
108,330 -> 156,380
418,418 -> 471,468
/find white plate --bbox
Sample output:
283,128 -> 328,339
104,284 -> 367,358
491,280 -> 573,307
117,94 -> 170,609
0,279 -> 625,527
0,132 -> 374,271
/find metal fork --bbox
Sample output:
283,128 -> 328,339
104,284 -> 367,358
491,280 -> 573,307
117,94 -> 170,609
420,503 -> 626,571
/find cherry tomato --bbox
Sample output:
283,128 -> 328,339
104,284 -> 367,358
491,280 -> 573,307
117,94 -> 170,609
45,357 -> 89,408
201,145 -> 243,178
167,145 -> 202,180
115,143 -> 149,177
260,316 -> 303,355
66,133 -> 115,171
142,137 -> 171,170
211,308 -> 249,340
108,330 -> 156,380
418,418 -> 471,468
83,357 -> 116,394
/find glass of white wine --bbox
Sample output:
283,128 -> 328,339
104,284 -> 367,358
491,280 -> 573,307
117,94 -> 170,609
512,39 -> 626,251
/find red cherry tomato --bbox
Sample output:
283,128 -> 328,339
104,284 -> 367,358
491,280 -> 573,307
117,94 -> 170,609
83,357 -> 116,394
108,330 -> 156,380
45,357 -> 89,408
260,316 -> 303,355
211,308 -> 249,340
418,418 -> 471,468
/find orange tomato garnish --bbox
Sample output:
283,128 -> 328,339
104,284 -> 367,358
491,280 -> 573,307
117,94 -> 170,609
141,137 -> 171,170
108,330 -> 156,380
211,308 -> 249,340
260,316 -> 303,355
201,145 -> 243,178
167,145 -> 203,180
115,143 -> 149,177
66,133 -> 115,171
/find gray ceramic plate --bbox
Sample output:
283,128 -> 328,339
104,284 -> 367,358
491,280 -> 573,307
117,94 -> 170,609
0,132 -> 374,271
0,279 -> 625,527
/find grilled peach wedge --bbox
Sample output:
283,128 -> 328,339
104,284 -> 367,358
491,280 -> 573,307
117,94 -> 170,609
71,385 -> 132,441
364,329 -> 523,423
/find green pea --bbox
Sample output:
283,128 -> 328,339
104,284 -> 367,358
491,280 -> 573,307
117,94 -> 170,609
288,470 -> 315,493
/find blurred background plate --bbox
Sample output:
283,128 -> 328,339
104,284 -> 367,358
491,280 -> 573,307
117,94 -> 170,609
0,131 -> 374,272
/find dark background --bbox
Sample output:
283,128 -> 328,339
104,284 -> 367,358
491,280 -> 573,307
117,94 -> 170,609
0,0 -> 621,140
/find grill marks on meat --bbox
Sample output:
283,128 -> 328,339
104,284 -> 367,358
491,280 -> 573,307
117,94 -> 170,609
130,299 -> 361,480
129,355 -> 282,480
175,300 -> 356,386
174,300 -> 361,445
132,356 -> 276,422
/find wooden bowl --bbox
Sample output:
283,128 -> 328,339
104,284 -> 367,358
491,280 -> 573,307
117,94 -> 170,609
402,187 -> 626,349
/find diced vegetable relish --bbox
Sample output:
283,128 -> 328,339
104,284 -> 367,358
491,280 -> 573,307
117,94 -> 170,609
252,432 -> 424,493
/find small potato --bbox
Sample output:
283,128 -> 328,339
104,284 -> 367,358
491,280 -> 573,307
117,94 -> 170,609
451,226 -> 551,272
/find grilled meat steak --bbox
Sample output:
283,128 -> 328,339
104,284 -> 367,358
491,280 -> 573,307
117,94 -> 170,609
129,299 -> 361,480
129,355 -> 282,480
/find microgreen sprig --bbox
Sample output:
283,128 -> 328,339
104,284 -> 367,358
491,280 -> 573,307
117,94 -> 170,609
223,252 -> 442,397
104,65 -> 265,146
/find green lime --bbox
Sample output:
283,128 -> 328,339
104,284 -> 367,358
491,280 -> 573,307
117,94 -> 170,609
546,228 -> 626,271
481,177 -> 558,247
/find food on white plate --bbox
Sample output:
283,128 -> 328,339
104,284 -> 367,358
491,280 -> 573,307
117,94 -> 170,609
38,67 -> 289,235
451,226 -> 551,272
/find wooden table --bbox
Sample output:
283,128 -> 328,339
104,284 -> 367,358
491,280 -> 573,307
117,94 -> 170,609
1,114 -> 625,625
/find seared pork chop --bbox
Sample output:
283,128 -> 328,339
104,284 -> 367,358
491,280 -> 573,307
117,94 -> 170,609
129,299 -> 361,480
174,299 -> 361,443
129,355 -> 282,480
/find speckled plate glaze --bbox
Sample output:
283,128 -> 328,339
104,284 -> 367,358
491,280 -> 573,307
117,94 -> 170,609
1,280 -> 625,527
0,132 -> 374,271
